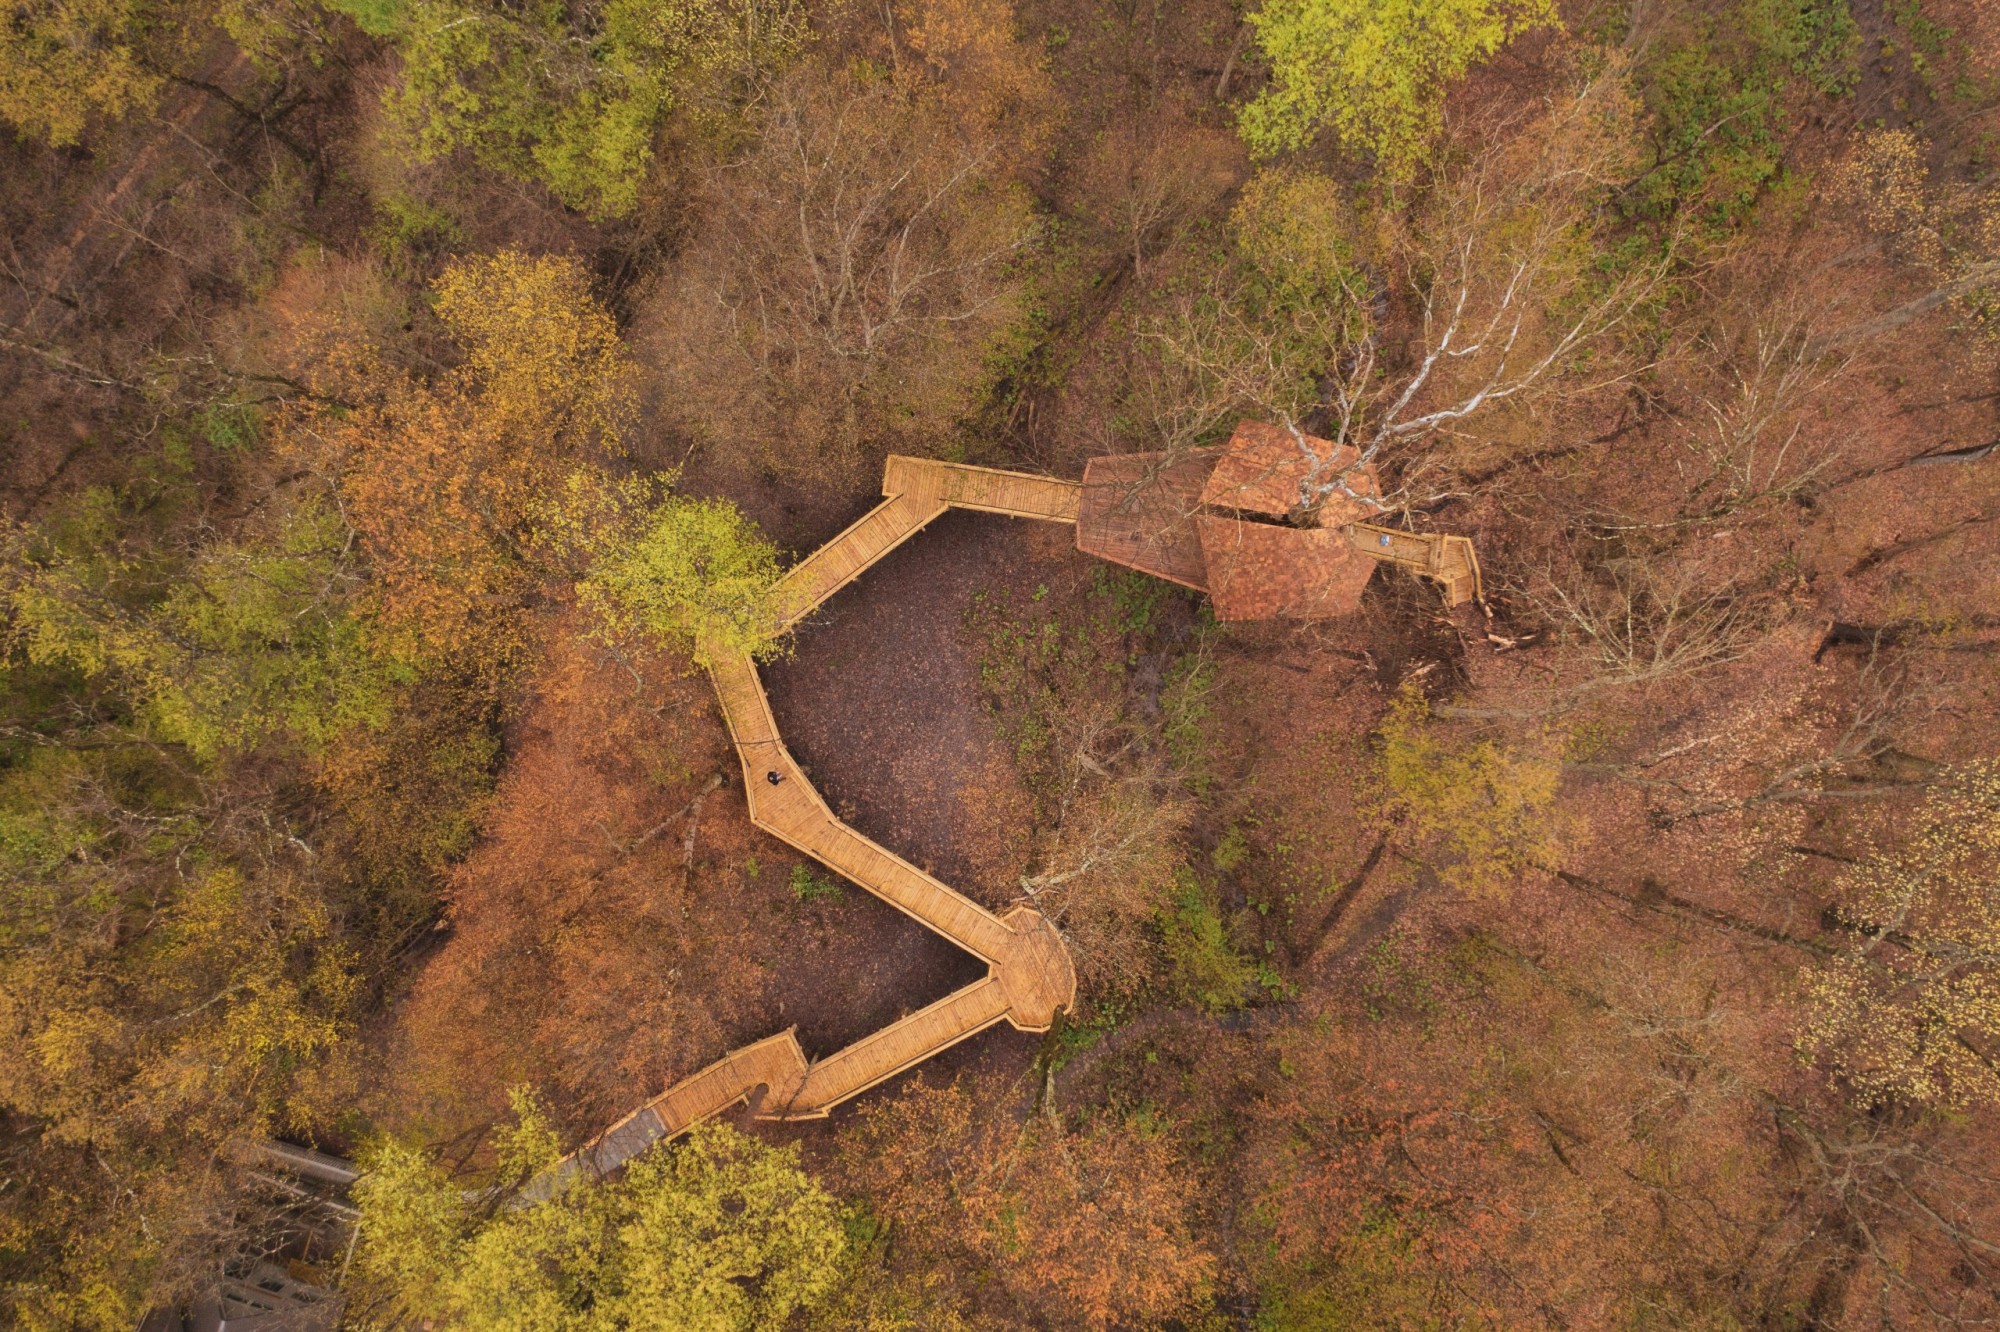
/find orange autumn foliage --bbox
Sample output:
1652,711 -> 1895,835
324,389 -> 540,672
986,1114 -> 1218,1328
376,619 -> 763,1144
835,1078 -> 1215,1329
1246,1011 -> 1537,1323
1242,928 -> 1827,1326
896,0 -> 1053,148
280,251 -> 631,686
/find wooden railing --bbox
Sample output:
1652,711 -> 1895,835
532,456 -> 1482,1198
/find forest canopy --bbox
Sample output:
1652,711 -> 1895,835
1239,0 -> 1558,174
3,0 -> 2000,1327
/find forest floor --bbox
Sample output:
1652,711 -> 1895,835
756,508 -> 1094,1128
370,497 -> 1112,1148
9,0 -> 2000,1319
764,508 -> 1084,897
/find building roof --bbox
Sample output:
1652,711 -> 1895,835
1075,448 -> 1216,590
1073,422 -> 1391,621
1194,516 -> 1378,621
1199,419 -> 1380,525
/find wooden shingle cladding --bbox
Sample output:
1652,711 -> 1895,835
1199,419 -> 1380,522
1074,448 -> 1217,590
1195,516 -> 1378,621
1078,423 -> 1393,620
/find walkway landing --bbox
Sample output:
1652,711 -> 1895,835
529,449 -> 1484,1200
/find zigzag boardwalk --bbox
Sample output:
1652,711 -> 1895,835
773,457 -> 1083,629
709,652 -> 1022,961
532,458 -> 1084,1197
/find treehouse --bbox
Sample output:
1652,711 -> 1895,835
1076,419 -> 1481,617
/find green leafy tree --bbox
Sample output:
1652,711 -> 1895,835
356,0 -> 806,218
0,749 -> 360,1329
1238,0 -> 1558,178
3,494 -> 387,760
580,492 -> 792,667
353,1109 -> 849,1330
0,455 -> 401,1327
1624,0 -> 1858,228
0,0 -> 344,145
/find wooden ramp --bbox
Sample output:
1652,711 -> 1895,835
775,456 -> 1083,628
529,458 -> 1083,1200
1343,524 -> 1483,605
519,1031 -> 811,1203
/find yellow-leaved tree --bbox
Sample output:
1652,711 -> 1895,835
1238,0 -> 1558,179
0,0 -> 161,145
1375,682 -> 1565,893
352,1098 -> 849,1330
579,489 -> 794,669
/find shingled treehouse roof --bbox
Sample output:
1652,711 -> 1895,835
1075,420 -> 1388,621
1198,419 -> 1380,522
1075,447 -> 1218,590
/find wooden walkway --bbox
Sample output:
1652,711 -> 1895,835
531,458 -> 1083,1198
774,456 -> 1082,628
1342,524 -> 1482,605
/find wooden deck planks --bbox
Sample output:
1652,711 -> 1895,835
708,653 -> 1021,963
770,459 -> 1080,634
1343,524 -> 1483,605
532,449 -> 1484,1201
881,454 -> 1083,523
519,1031 -> 811,1202
771,458 -> 1083,636
774,491 -> 949,629
775,977 -> 1012,1117
651,1030 -> 811,1132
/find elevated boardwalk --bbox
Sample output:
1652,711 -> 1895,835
533,452 -> 1481,1199
1342,524 -> 1482,605
533,458 -> 1083,1198
774,456 -> 1082,628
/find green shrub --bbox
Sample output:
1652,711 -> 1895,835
1238,0 -> 1558,179
1159,870 -> 1258,1012
1622,0 -> 1858,230
790,863 -> 843,903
